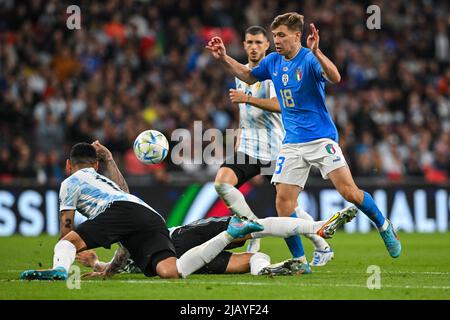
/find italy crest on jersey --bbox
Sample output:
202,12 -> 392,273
295,68 -> 302,81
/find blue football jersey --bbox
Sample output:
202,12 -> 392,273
251,47 -> 338,144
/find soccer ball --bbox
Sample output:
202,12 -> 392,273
133,130 -> 169,164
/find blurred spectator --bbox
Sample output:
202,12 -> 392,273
0,0 -> 449,186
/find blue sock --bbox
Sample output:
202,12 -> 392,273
284,212 -> 305,258
356,191 -> 386,228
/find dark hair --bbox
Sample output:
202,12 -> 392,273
270,12 -> 304,33
70,142 -> 97,165
245,25 -> 269,41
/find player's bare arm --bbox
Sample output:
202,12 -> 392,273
76,250 -> 110,272
229,89 -> 281,113
77,250 -> 100,269
91,140 -> 130,193
82,245 -> 130,278
59,209 -> 75,239
206,36 -> 258,85
307,24 -> 341,83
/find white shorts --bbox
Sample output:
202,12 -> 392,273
271,138 -> 348,188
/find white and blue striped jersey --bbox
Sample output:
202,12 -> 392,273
59,168 -> 158,219
236,69 -> 284,161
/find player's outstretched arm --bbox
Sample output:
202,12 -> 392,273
77,250 -> 110,272
91,140 -> 129,193
82,245 -> 130,279
206,36 -> 258,85
307,23 -> 341,83
229,89 -> 281,113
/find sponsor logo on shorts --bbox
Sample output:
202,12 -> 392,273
325,144 -> 336,154
333,156 -> 341,163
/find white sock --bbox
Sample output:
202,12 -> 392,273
250,252 -> 271,275
215,183 -> 258,220
52,240 -> 76,272
295,208 -> 330,251
252,217 -> 316,238
293,256 -> 307,264
378,219 -> 389,232
176,231 -> 233,278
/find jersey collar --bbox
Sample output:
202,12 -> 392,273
283,46 -> 303,61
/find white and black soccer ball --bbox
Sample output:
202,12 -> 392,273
133,130 -> 169,164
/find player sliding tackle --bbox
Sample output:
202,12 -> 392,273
77,143 -> 355,277
20,141 -> 356,280
207,12 -> 401,259
79,208 -> 357,278
72,142 -> 355,278
20,142 -> 265,281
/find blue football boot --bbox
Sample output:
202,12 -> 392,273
226,216 -> 264,238
20,267 -> 68,281
379,220 -> 401,258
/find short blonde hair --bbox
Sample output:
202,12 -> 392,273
271,12 -> 304,33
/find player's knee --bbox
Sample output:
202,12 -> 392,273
215,167 -> 238,186
214,182 -> 232,197
155,258 -> 180,279
156,265 -> 179,279
158,269 -> 179,279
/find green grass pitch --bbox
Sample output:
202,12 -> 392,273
1,232 -> 449,300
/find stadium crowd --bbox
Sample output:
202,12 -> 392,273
0,0 -> 449,186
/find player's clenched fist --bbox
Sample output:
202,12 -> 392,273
91,140 -> 113,162
229,89 -> 249,104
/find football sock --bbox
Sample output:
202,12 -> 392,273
246,238 -> 261,253
252,217 -> 320,237
283,212 -> 306,262
356,191 -> 386,229
295,207 -> 330,251
176,231 -> 233,278
214,183 -> 258,220
52,240 -> 76,272
250,252 -> 271,275
379,219 -> 389,232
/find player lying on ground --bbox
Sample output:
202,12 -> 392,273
207,12 -> 401,258
214,25 -> 333,267
79,206 -> 357,278
20,142 -> 265,281
75,142 -> 357,277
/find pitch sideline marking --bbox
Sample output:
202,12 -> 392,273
7,270 -> 450,275
3,279 -> 450,290
117,280 -> 450,290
